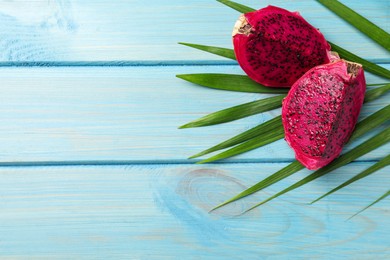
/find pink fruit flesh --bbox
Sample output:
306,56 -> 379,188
233,5 -> 332,87
282,60 -> 366,170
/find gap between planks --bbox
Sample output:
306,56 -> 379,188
0,159 -> 381,168
0,59 -> 389,67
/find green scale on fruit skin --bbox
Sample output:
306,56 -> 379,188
233,5 -> 331,87
282,60 -> 366,170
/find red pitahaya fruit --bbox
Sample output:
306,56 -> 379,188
282,59 -> 366,170
233,5 -> 333,87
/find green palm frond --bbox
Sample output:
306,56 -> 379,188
217,0 -> 255,13
211,161 -> 304,212
178,0 -> 390,217
179,42 -> 236,60
189,116 -> 282,159
311,154 -> 390,204
211,104 -> 390,212
348,190 -> 390,219
244,126 -> 390,213
186,85 -> 389,162
179,95 -> 285,128
176,73 -> 288,94
197,127 -> 284,164
317,0 -> 390,51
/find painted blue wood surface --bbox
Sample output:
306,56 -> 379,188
0,65 -> 387,163
0,0 -> 388,62
0,0 -> 389,258
0,164 -> 389,258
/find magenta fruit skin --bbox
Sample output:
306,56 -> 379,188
282,60 -> 366,170
233,5 -> 332,87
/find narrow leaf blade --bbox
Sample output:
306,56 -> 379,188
179,95 -> 285,128
364,84 -> 390,103
211,161 -> 304,212
189,84 -> 388,159
246,127 -> 390,213
350,104 -> 390,141
214,104 -> 390,211
349,189 -> 390,219
179,42 -> 236,60
312,154 -> 390,203
217,0 -> 255,13
318,0 -> 390,51
190,116 -> 282,158
198,128 -> 284,164
176,74 -> 289,94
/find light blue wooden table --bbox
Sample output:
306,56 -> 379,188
0,0 -> 389,258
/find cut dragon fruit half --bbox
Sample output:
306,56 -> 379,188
282,59 -> 366,170
233,5 -> 333,87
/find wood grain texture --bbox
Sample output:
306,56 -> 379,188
0,163 -> 389,258
0,0 -> 388,62
0,65 -> 388,163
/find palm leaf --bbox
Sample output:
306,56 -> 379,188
179,95 -> 285,128
245,126 -> 390,213
367,83 -> 390,86
211,161 -> 304,211
197,127 -> 284,164
311,154 -> 390,204
348,189 -> 390,219
212,104 -> 390,211
317,0 -> 390,51
179,42 -> 236,60
181,0 -> 390,214
217,0 -> 255,13
176,74 -> 288,94
190,116 -> 282,158
349,104 -> 390,140
364,83 -> 390,102
179,42 -> 236,61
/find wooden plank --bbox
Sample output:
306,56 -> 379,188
0,163 -> 388,258
0,0 -> 388,62
0,65 -> 388,163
